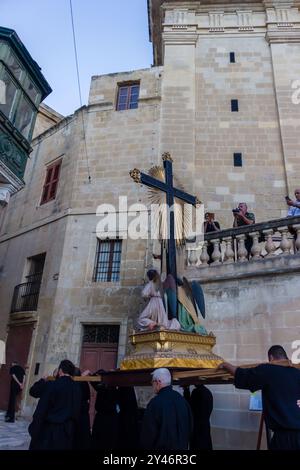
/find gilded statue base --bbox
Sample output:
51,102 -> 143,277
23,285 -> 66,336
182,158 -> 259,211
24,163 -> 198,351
120,329 -> 223,370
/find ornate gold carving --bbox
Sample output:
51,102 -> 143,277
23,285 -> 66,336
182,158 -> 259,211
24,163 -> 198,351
129,168 -> 141,183
120,330 -> 222,371
121,356 -> 222,371
162,152 -> 173,162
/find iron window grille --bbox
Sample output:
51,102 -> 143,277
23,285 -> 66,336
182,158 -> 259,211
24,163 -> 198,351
83,325 -> 120,344
93,239 -> 122,282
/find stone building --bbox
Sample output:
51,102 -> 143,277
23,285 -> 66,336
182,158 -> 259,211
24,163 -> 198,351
1,0 -> 300,449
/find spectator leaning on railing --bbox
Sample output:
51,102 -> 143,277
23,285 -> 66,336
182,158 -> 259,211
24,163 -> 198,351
286,189 -> 300,217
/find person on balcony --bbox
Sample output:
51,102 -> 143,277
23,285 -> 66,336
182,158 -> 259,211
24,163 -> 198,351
204,212 -> 220,264
233,203 -> 255,258
286,189 -> 300,217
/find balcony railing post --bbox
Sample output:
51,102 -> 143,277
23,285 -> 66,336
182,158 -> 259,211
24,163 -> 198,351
236,234 -> 248,262
263,229 -> 276,257
211,239 -> 222,265
278,226 -> 293,255
250,231 -> 262,260
188,249 -> 198,267
293,224 -> 300,253
223,236 -> 234,264
199,242 -> 209,267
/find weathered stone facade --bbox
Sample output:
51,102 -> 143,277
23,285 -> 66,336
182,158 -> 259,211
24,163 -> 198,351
0,0 -> 300,449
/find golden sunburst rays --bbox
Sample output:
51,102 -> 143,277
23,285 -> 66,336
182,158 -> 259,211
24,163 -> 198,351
147,166 -> 192,246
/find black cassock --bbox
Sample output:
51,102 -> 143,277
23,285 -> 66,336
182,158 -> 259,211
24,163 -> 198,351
73,381 -> 91,450
118,387 -> 139,449
91,384 -> 119,450
140,386 -> 193,450
185,385 -> 213,450
235,364 -> 300,450
29,378 -> 47,399
28,376 -> 82,450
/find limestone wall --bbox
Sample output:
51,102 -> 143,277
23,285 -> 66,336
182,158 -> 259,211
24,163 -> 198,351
195,35 -> 287,226
32,103 -> 64,139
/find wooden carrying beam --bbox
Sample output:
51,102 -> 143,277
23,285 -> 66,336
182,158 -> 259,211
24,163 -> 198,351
67,360 -> 300,387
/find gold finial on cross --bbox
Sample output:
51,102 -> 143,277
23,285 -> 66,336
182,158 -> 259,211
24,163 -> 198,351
129,168 -> 142,184
162,152 -> 173,163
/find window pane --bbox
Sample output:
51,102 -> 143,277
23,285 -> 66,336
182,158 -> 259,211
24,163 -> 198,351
24,75 -> 41,105
0,41 -> 9,61
129,101 -> 138,109
45,167 -> 53,184
83,326 -> 97,343
41,186 -> 49,204
49,180 -> 58,199
119,87 -> 128,97
129,85 -> 140,109
6,49 -> 24,81
118,96 -> 127,104
14,94 -> 35,139
117,103 -> 127,111
0,65 -> 19,121
52,163 -> 61,180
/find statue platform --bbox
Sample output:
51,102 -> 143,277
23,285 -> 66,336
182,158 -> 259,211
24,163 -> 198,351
120,329 -> 223,370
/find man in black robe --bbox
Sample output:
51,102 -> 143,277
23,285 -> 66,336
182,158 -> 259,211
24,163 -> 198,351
73,367 -> 91,450
219,345 -> 300,450
29,369 -> 58,399
28,359 -> 81,450
91,376 -> 119,450
118,387 -> 139,449
140,368 -> 193,450
184,384 -> 213,450
5,361 -> 25,423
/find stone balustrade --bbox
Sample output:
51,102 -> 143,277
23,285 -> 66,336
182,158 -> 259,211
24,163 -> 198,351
186,216 -> 300,268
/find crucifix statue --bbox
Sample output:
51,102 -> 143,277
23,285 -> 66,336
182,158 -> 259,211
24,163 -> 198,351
130,152 -> 200,283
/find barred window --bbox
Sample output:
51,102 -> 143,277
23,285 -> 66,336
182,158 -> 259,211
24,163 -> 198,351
116,83 -> 140,111
83,325 -> 120,344
93,239 -> 122,282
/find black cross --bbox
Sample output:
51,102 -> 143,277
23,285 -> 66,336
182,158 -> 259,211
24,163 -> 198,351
130,153 -> 199,282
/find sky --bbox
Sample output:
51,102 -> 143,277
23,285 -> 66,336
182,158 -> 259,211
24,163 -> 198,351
1,0 -> 153,116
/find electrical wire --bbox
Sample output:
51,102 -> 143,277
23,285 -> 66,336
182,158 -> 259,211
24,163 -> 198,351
69,0 -> 91,182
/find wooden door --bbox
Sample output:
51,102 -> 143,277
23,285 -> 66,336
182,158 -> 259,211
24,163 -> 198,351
0,323 -> 34,410
80,343 -> 118,426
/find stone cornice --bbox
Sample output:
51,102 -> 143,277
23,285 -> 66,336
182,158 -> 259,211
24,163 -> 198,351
148,0 -> 300,64
162,25 -> 198,45
266,28 -> 300,41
